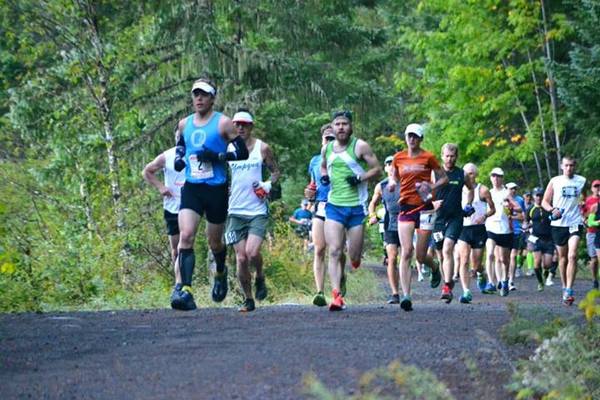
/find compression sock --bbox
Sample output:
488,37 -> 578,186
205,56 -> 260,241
213,248 -> 227,273
534,268 -> 544,285
516,255 -> 524,269
550,260 -> 558,275
179,248 -> 195,286
526,252 -> 534,270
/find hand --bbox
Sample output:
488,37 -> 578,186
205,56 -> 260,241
304,182 -> 316,200
320,175 -> 330,186
416,181 -> 433,202
174,145 -> 186,172
196,147 -> 224,163
160,187 -> 173,197
346,175 -> 362,186
551,208 -> 562,220
369,216 -> 378,225
463,204 -> 475,217
432,200 -> 443,210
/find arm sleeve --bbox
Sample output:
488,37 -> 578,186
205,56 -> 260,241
225,135 -> 249,161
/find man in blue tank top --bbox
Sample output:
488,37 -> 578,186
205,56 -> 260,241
170,78 -> 249,311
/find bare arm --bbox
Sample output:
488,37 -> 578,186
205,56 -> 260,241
464,171 -> 475,205
431,167 -> 448,191
481,185 -> 496,218
368,183 -> 383,224
356,139 -> 381,182
320,144 -> 328,179
142,153 -> 171,197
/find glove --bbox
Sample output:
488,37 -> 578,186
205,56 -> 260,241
416,182 -> 433,202
174,145 -> 186,172
463,204 -> 475,217
253,181 -> 272,200
196,147 -> 225,163
320,175 -> 330,186
346,175 -> 362,186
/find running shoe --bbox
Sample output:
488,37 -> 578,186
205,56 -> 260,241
340,272 -> 347,297
239,298 -> 255,312
254,276 -> 268,301
417,271 -> 424,282
593,280 -> 599,290
525,269 -> 534,277
545,273 -> 554,286
477,273 -> 487,292
537,283 -> 544,292
497,282 -> 502,290
387,294 -> 400,304
563,288 -> 574,306
452,274 -> 459,282
500,281 -> 509,297
482,283 -> 497,294
172,286 -> 197,311
329,289 -> 346,311
430,265 -> 442,288
211,266 -> 228,302
422,264 -> 431,278
170,283 -> 183,310
400,295 -> 413,312
515,267 -> 522,278
509,281 -> 517,291
312,291 -> 327,307
459,290 -> 472,304
441,283 -> 453,303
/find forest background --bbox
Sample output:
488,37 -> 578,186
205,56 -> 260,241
1,0 -> 599,312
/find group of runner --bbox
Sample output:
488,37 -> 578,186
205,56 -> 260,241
143,78 -> 599,313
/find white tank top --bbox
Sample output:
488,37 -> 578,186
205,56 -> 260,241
485,187 -> 511,234
228,139 -> 267,216
462,184 -> 487,227
163,147 -> 186,214
550,174 -> 586,227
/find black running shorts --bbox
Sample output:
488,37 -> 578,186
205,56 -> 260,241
163,209 -> 180,236
180,182 -> 228,224
487,231 -> 513,248
458,225 -> 487,249
551,225 -> 582,247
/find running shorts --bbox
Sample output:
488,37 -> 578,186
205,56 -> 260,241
551,225 -> 583,247
487,231 -> 513,248
433,216 -> 463,250
458,225 -> 487,249
164,209 -> 180,236
180,182 -> 228,224
224,214 -> 269,245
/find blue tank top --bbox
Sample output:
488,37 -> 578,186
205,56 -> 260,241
308,154 -> 330,202
182,112 -> 228,185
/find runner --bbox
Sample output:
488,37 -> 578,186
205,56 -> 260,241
432,143 -> 475,303
289,199 -> 313,250
522,190 -> 535,277
542,156 -> 586,305
456,163 -> 495,303
368,155 -> 401,304
506,182 -> 526,290
586,201 -> 600,277
304,124 -> 346,306
483,168 -> 522,297
388,123 -> 448,311
583,179 -> 600,289
225,109 -> 280,312
142,140 -> 186,308
526,187 -> 554,291
320,110 -> 381,311
171,78 -> 249,311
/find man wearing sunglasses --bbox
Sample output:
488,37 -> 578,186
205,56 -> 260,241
170,79 -> 249,311
319,110 -> 381,311
583,179 -> 600,289
225,108 -> 280,312
305,124 -> 346,307
541,156 -> 586,305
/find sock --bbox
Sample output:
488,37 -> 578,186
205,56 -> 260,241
516,255 -> 523,269
534,268 -> 544,285
526,253 -> 534,270
179,248 -> 195,286
213,248 -> 227,273
550,261 -> 558,275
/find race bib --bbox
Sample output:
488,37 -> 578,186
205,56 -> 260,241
189,154 -> 214,180
569,225 -> 579,234
419,210 -> 435,231
433,231 -> 444,243
528,234 -> 538,244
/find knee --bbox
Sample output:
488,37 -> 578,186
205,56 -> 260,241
315,245 -> 326,260
178,230 -> 194,248
207,236 -> 223,251
329,247 -> 342,259
236,252 -> 248,268
402,246 -> 414,260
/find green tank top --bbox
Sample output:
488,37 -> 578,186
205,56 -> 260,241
325,137 -> 368,207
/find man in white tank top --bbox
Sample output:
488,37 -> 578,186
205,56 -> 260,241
225,109 -> 280,312
142,141 -> 186,308
541,156 -> 586,306
456,163 -> 495,303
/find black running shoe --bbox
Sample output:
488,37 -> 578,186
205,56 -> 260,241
430,265 -> 441,288
400,296 -> 413,312
239,298 -> 255,312
255,276 -> 268,301
173,286 -> 197,311
170,283 -> 183,310
387,294 -> 400,304
212,267 -> 228,302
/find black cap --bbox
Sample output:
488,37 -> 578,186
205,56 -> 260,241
533,187 -> 543,196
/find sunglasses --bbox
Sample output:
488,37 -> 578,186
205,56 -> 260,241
192,89 -> 211,97
325,136 -> 335,142
594,184 -> 600,188
491,174 -> 503,178
332,110 -> 353,121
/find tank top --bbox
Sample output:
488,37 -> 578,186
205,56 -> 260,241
326,137 -> 368,207
485,187 -> 511,234
462,184 -> 487,227
308,154 -> 330,202
381,179 -> 401,232
228,139 -> 267,216
163,147 -> 186,214
436,166 -> 464,219
550,174 -> 586,228
182,112 -> 228,185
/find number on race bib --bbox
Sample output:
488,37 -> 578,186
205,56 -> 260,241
528,235 -> 538,244
433,231 -> 444,242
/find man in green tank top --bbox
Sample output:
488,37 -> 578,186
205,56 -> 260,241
319,110 -> 381,311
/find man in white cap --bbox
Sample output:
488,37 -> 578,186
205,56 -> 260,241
225,108 -> 280,312
482,168 -> 522,297
505,182 -> 526,291
542,156 -> 586,305
171,78 -> 249,310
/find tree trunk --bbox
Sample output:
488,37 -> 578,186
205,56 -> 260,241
532,151 -> 544,188
540,0 -> 562,171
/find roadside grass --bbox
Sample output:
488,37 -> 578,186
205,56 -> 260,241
303,360 -> 454,400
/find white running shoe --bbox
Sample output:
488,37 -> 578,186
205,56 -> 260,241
545,273 -> 554,286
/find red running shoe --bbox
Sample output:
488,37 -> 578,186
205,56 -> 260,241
329,289 -> 346,311
441,283 -> 453,304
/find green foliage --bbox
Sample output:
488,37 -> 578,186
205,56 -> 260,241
500,302 -> 567,345
303,360 -> 454,400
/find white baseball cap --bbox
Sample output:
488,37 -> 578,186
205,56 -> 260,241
506,182 -> 518,189
232,111 -> 254,124
404,123 -> 424,138
190,80 -> 216,96
490,167 -> 504,176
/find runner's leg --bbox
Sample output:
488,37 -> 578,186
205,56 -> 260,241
398,223 -> 416,297
312,217 -> 326,293
566,235 -> 580,289
325,219 -> 345,292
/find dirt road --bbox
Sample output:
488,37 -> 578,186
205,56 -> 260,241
1,267 -> 585,399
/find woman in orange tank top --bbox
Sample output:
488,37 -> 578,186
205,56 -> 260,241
387,123 -> 448,311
